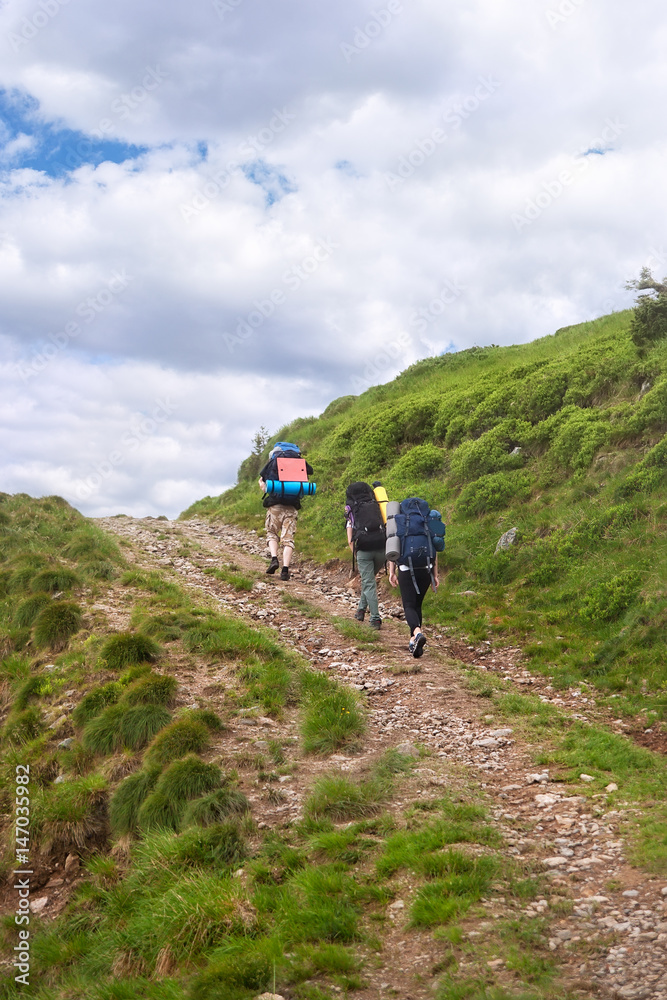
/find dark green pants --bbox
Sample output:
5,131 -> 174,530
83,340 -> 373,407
356,548 -> 385,622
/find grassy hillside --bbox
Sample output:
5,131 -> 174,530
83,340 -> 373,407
183,310 -> 667,723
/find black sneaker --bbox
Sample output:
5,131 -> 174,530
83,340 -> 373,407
266,556 -> 279,575
280,566 -> 290,581
412,632 -> 426,658
370,618 -> 382,630
354,609 -> 365,622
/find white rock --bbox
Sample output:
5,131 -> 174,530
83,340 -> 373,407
605,782 -> 618,792
622,889 -> 639,897
535,794 -> 559,807
30,897 -> 48,913
488,728 -> 513,738
527,772 -> 549,784
543,857 -> 568,867
579,773 -> 595,782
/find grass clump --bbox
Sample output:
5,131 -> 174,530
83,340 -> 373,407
304,773 -> 385,820
72,681 -> 123,727
37,773 -> 108,850
300,675 -> 365,754
169,822 -> 247,869
82,703 -> 171,754
100,631 -> 161,670
3,706 -> 43,744
33,600 -> 82,648
410,852 -> 499,927
183,787 -> 250,827
204,565 -> 256,592
154,755 -> 222,802
145,717 -> 211,768
13,593 -> 50,628
109,766 -> 162,835
31,567 -> 81,593
122,673 -> 178,707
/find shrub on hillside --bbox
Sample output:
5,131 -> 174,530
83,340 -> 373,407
389,444 -> 445,481
449,420 -> 529,483
100,631 -> 161,670
136,789 -> 182,832
550,409 -> 611,470
580,571 -> 642,623
38,774 -> 108,851
626,268 -> 667,353
456,471 -> 531,516
171,822 -> 247,869
33,601 -> 83,648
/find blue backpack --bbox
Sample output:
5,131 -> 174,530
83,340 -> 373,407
395,498 -> 445,593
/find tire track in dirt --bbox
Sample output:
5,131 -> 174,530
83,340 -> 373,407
98,515 -> 667,1000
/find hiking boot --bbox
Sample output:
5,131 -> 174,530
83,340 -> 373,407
410,631 -> 426,658
354,609 -> 366,622
280,566 -> 290,581
266,556 -> 279,575
369,618 -> 382,630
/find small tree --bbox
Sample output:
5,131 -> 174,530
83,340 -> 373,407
626,267 -> 667,353
251,426 -> 269,457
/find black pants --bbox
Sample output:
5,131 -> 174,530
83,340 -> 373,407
398,567 -> 432,634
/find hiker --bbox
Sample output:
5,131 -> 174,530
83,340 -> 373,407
345,481 -> 387,630
386,498 -> 445,658
258,442 -> 314,581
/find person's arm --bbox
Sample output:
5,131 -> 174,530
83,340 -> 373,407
258,477 -> 267,493
347,523 -> 354,551
388,560 -> 398,587
432,561 -> 439,589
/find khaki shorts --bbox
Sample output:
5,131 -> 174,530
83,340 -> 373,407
265,505 -> 298,551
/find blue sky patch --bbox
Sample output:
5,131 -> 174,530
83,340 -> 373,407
241,159 -> 296,206
0,89 -> 146,177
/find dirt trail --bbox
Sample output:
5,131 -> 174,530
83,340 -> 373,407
98,515 -> 667,1000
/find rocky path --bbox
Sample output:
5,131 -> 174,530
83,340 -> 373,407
98,515 -> 667,1000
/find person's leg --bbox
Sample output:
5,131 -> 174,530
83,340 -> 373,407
280,507 -> 298,576
367,549 -> 386,624
357,550 -> 379,621
265,509 -> 280,572
398,570 -> 421,635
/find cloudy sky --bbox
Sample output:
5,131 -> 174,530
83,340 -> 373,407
0,0 -> 664,516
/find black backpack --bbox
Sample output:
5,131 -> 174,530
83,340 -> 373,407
346,482 -> 386,552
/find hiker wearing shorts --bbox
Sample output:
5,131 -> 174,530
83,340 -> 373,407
259,444 -> 313,581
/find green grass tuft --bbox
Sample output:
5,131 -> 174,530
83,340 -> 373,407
109,766 -> 162,835
300,676 -> 366,754
13,593 -> 51,628
82,703 -> 171,754
31,567 -> 81,593
154,755 -> 222,802
33,600 -> 83,648
145,718 -> 211,768
100,631 -> 161,670
122,673 -> 178,707
183,787 -> 250,827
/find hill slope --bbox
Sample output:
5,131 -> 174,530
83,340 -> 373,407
183,310 -> 667,724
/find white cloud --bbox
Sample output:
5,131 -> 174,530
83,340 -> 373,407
0,0 -> 662,513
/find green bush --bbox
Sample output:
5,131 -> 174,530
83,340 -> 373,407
304,773 -> 385,820
100,632 -> 161,669
38,774 -> 108,850
190,944 -> 272,1000
629,290 -> 667,352
390,443 -> 445,481
33,601 -> 83,648
183,787 -> 250,827
580,571 -> 642,623
145,718 -> 210,767
550,408 -> 611,470
456,471 -> 531,516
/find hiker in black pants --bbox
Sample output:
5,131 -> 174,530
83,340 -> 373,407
388,559 -> 439,657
